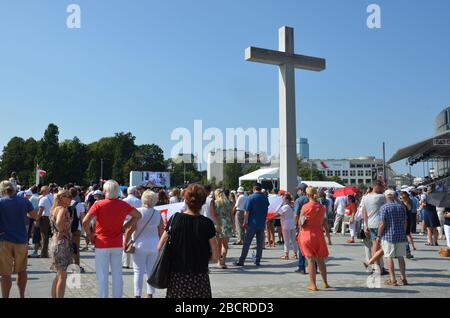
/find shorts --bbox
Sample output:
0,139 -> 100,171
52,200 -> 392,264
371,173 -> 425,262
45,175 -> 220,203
381,241 -> 407,258
0,241 -> 28,275
274,219 -> 281,227
370,228 -> 379,241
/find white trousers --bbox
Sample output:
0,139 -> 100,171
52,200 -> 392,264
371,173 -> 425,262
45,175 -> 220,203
445,225 -> 450,248
133,249 -> 158,297
437,211 -> 445,237
95,248 -> 123,298
349,221 -> 356,238
282,228 -> 298,254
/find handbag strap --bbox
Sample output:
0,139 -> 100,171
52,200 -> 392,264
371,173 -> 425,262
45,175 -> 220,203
166,212 -> 179,241
132,209 -> 156,243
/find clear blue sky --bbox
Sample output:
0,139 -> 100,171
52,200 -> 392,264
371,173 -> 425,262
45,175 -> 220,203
1,0 -> 449,176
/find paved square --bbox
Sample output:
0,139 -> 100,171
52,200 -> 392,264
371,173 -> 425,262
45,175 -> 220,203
11,234 -> 450,298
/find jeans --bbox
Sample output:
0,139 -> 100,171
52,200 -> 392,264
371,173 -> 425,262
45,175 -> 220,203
95,247 -> 123,298
238,227 -> 265,265
39,217 -> 50,257
297,240 -> 306,270
72,230 -> 81,266
132,249 -> 158,297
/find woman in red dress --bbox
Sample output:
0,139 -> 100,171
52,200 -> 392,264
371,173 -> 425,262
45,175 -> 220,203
298,186 -> 330,291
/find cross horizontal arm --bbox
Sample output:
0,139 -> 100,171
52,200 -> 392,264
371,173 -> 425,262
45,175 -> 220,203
245,47 -> 326,72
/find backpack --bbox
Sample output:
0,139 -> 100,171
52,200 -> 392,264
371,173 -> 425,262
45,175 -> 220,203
68,201 -> 81,233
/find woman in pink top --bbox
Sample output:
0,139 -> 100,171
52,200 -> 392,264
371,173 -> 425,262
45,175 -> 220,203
298,186 -> 330,292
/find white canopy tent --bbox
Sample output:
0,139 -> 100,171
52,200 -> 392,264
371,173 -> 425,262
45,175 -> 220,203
301,181 -> 344,189
238,168 -> 344,189
238,168 -> 280,184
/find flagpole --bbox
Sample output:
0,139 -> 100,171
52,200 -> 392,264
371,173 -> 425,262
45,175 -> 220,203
36,165 -> 39,186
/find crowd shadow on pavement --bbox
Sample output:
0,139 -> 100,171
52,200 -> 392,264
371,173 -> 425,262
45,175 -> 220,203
333,286 -> 420,294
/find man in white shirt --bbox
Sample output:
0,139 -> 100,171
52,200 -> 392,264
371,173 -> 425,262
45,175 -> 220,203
233,187 -> 247,245
122,186 -> 142,269
362,181 -> 387,274
333,195 -> 348,234
37,186 -> 53,258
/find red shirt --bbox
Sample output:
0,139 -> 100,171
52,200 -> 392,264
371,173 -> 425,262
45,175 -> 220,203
88,199 -> 134,248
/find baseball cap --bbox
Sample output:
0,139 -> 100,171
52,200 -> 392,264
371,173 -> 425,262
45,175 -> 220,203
25,189 -> 33,197
384,189 -> 396,197
297,183 -> 307,191
237,187 -> 245,193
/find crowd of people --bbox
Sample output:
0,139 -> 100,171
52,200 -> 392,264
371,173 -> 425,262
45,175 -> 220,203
0,170 -> 449,298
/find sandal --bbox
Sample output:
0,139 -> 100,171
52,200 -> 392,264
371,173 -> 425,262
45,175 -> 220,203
292,253 -> 298,259
280,255 -> 289,260
425,242 -> 433,246
306,285 -> 318,292
400,279 -> 408,286
384,279 -> 398,286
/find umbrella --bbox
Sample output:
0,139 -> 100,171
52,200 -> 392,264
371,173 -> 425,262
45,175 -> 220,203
427,192 -> 450,208
333,186 -> 359,198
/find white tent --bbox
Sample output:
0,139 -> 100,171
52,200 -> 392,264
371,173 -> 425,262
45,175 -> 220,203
238,168 -> 343,189
301,181 -> 344,189
238,168 -> 280,185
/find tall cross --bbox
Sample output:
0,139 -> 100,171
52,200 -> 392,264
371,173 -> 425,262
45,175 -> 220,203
245,26 -> 326,194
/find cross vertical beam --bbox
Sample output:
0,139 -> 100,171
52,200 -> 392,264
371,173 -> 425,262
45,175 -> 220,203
278,26 -> 297,194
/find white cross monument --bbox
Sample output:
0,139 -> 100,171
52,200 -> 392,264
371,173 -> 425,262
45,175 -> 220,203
245,26 -> 326,194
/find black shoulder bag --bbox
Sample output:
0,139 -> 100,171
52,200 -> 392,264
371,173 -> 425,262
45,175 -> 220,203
148,213 -> 178,289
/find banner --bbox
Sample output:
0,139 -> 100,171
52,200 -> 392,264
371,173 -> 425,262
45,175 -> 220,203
154,195 -> 284,224
154,202 -> 185,224
266,195 -> 283,220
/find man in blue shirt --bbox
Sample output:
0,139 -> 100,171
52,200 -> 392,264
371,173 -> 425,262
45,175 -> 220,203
234,183 -> 269,267
377,189 -> 408,286
0,181 -> 37,298
293,184 -> 308,274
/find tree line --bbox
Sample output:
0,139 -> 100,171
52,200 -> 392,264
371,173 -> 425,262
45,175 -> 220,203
0,123 -> 203,187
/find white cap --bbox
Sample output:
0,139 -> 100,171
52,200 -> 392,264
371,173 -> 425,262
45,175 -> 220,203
384,189 -> 396,197
25,190 -> 33,197
237,187 -> 245,193
93,190 -> 103,196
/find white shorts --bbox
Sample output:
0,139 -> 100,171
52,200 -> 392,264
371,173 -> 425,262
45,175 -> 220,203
381,240 -> 406,258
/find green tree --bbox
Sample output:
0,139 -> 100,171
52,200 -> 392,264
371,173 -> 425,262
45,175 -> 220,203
124,144 -> 166,174
24,138 -> 39,185
112,132 -> 136,184
36,124 -> 60,183
59,137 -> 88,184
86,137 -> 116,184
0,137 -> 27,182
223,162 -> 243,190
166,156 -> 203,187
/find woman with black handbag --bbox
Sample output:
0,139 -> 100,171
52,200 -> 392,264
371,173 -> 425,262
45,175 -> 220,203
153,184 -> 219,298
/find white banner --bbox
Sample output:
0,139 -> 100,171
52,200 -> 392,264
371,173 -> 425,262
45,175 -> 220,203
154,194 -> 284,224
154,202 -> 185,224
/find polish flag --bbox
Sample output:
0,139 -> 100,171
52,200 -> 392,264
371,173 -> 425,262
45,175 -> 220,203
320,161 -> 329,169
38,169 -> 47,177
